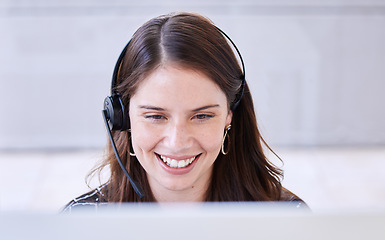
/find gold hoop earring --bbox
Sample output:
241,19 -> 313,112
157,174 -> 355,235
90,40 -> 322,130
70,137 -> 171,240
130,149 -> 136,157
221,125 -> 231,155
128,129 -> 136,157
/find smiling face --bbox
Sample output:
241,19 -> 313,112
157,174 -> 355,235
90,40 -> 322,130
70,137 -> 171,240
129,64 -> 232,202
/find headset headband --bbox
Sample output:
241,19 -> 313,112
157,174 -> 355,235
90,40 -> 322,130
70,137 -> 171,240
111,39 -> 131,95
214,27 -> 246,111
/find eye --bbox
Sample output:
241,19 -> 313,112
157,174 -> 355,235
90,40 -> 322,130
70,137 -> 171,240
144,114 -> 167,121
193,114 -> 214,120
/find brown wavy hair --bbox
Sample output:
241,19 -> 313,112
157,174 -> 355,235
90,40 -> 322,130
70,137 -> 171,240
91,12 -> 283,202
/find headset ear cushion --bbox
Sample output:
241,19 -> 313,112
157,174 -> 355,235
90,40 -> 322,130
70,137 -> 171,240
103,95 -> 128,131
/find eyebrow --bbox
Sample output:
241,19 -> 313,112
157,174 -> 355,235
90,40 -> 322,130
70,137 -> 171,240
137,104 -> 220,112
192,104 -> 220,112
138,105 -> 166,111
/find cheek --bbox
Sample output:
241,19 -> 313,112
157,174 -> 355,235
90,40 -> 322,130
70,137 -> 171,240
131,125 -> 160,152
198,129 -> 224,153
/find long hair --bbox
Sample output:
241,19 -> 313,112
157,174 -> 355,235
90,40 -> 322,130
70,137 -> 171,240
92,12 -> 283,202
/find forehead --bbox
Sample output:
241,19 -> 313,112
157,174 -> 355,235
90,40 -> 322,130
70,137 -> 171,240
130,64 -> 228,109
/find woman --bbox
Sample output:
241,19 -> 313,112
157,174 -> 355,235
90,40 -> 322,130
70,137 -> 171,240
63,12 -> 306,211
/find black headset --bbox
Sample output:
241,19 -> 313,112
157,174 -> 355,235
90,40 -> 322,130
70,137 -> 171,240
102,26 -> 246,199
103,39 -> 132,132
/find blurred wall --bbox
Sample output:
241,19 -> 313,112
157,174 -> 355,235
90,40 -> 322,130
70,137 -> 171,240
1,0 -> 384,150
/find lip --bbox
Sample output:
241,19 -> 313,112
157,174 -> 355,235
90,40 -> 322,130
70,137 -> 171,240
156,153 -> 200,175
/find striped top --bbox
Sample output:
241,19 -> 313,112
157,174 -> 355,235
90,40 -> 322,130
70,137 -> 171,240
62,185 -> 308,212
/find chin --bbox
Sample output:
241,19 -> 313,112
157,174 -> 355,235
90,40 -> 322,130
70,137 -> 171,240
159,178 -> 195,192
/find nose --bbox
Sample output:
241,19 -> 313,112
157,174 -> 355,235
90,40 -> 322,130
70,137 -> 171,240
164,120 -> 193,152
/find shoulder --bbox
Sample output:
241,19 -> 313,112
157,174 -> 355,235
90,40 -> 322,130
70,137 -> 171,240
279,187 -> 309,209
61,184 -> 108,213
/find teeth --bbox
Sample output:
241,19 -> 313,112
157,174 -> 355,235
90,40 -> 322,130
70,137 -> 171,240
170,159 -> 178,168
177,160 -> 185,168
159,155 -> 197,168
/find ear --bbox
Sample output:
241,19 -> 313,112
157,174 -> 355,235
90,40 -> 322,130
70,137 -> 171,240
225,110 -> 233,127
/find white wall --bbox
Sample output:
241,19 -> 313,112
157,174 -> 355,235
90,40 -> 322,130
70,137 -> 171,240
1,0 -> 384,149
